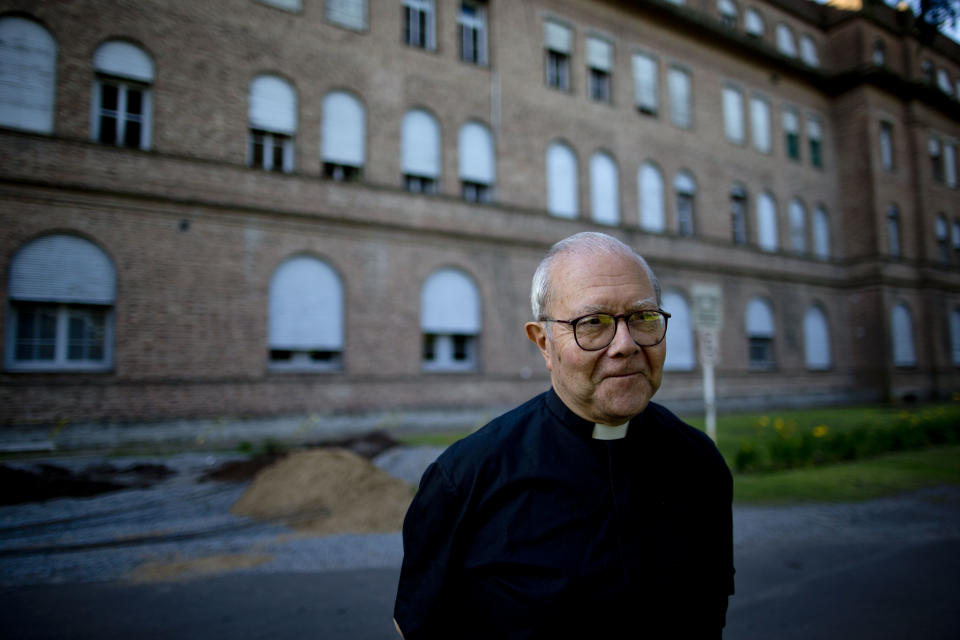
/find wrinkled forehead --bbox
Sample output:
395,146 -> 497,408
550,250 -> 656,310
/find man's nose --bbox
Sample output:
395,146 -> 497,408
607,316 -> 640,356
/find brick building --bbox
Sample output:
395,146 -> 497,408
1,0 -> 958,427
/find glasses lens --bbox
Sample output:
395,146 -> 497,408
628,311 -> 667,345
574,314 -> 616,350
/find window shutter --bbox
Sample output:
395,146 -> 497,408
632,53 -> 658,112
326,0 -> 366,30
590,152 -> 619,226
9,235 -> 116,304
757,192 -> 778,251
639,163 -> 665,232
945,144 -> 957,187
892,304 -> 915,366
804,306 -> 830,369
94,41 -> 155,82
421,269 -> 480,334
458,122 -> 494,184
813,207 -> 830,258
663,292 -> 695,371
547,143 -> 578,218
322,92 -> 365,167
776,24 -> 796,57
268,257 -> 343,350
782,110 -> 798,133
745,9 -> 764,35
751,97 -> 770,151
543,21 -> 571,53
586,37 -> 612,71
723,87 -> 744,143
746,299 -> 775,337
249,75 -> 297,135
800,35 -> 819,67
0,17 -> 57,133
674,171 -> 695,194
668,68 -> 691,127
402,109 -> 441,177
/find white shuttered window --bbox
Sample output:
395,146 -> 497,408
639,162 -> 665,232
723,87 -> 744,144
326,0 -> 366,30
632,52 -> 658,114
0,17 -> 57,134
546,142 -> 578,218
590,151 -> 619,226
421,268 -> 481,371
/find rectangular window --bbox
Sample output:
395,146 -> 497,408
632,52 -> 658,115
323,162 -> 363,182
422,333 -> 476,370
404,0 -> 435,50
676,193 -> 694,236
880,121 -> 894,171
748,337 -> 774,370
326,0 -> 366,30
783,109 -> 800,161
930,136 -> 944,183
11,303 -> 110,370
95,80 -> 148,149
587,37 -> 613,103
462,181 -> 492,203
405,174 -> 437,194
459,2 -> 488,65
668,67 -> 692,129
248,129 -> 293,172
723,86 -> 744,144
945,143 -> 957,188
807,117 -> 823,168
544,20 -> 572,91
750,96 -> 771,153
731,193 -> 747,245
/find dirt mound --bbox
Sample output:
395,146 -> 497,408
231,448 -> 413,535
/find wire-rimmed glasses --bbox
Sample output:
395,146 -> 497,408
541,309 -> 671,351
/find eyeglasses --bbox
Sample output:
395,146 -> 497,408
541,309 -> 671,351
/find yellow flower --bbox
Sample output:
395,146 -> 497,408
758,416 -> 770,427
953,392 -> 960,402
812,425 -> 828,438
774,418 -> 785,432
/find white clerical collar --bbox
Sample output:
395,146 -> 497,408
592,422 -> 629,440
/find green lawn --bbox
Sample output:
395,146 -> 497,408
396,402 -> 960,504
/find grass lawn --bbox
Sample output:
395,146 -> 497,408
396,402 -> 960,504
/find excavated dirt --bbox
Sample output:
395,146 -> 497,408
230,448 -> 414,535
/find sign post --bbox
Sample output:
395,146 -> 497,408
691,284 -> 723,442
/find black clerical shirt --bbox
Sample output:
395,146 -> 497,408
394,388 -> 734,639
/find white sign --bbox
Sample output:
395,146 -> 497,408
697,327 -> 720,365
691,283 -> 723,330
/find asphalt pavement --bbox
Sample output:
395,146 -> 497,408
1,449 -> 958,639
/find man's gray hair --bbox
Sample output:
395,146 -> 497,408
530,232 -> 661,320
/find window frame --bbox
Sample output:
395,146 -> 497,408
403,0 -> 436,50
458,1 -> 488,65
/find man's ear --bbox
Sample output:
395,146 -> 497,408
525,321 -> 554,371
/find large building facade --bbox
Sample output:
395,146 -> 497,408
1,0 -> 958,426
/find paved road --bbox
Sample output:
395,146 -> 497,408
1,451 -> 958,638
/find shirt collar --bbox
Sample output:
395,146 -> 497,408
546,387 -> 635,441
591,422 -> 629,440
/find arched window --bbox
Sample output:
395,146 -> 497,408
546,142 -> 578,218
891,303 -> 915,367
639,162 -> 665,232
813,206 -> 830,260
746,297 -> 775,369
459,121 -> 495,203
268,256 -> 344,370
718,0 -> 738,28
421,268 -> 480,371
788,198 -> 807,254
731,184 -> 747,245
887,204 -> 901,258
92,40 -> 154,149
590,151 -> 619,226
775,23 -> 796,57
803,305 -> 830,370
248,74 -> 296,172
744,8 -> 764,37
757,191 -> 778,252
402,108 -> 441,193
6,234 -> 115,371
321,91 -> 365,182
950,308 -> 960,366
674,171 -> 696,236
799,35 -> 819,67
0,16 -> 56,133
663,291 -> 695,371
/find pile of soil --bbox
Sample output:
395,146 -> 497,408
231,448 -> 413,535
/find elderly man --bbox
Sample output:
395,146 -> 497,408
394,232 -> 734,639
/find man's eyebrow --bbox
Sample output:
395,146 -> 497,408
574,298 -> 659,315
